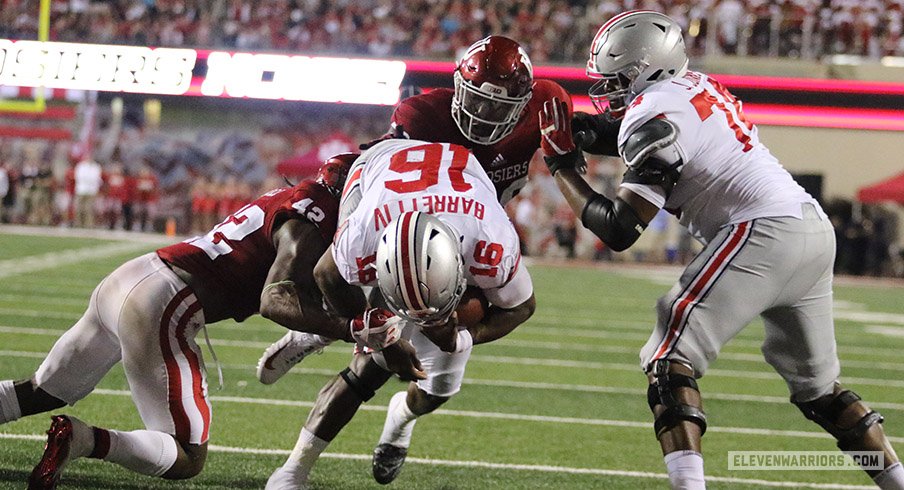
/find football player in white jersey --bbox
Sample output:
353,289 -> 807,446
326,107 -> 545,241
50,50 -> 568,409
540,10 -> 903,490
264,139 -> 535,489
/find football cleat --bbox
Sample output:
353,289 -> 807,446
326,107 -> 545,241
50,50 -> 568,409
256,331 -> 332,385
28,415 -> 83,490
372,443 -> 408,485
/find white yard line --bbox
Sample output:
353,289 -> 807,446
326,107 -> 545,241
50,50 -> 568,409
867,325 -> 904,338
496,339 -> 904,372
0,241 -> 152,279
2,388 -> 888,444
0,434 -> 876,488
3,347 -> 903,412
467,354 -> 904,389
3,325 -> 903,390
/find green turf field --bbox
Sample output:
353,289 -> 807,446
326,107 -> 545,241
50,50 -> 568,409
1,229 -> 902,489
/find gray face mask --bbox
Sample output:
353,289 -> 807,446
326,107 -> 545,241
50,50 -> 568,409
451,71 -> 532,145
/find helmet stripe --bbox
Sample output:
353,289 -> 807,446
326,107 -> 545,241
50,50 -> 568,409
591,10 -> 660,54
397,212 -> 426,311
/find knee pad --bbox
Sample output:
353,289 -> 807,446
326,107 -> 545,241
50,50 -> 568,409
647,361 -> 707,439
339,367 -> 377,402
795,389 -> 884,449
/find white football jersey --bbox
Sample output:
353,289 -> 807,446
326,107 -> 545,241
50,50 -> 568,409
618,70 -> 822,244
333,139 -> 531,309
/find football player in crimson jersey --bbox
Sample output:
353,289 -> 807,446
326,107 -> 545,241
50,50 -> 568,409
378,35 -> 573,205
258,35 -> 569,381
0,155 -> 424,489
542,11 -> 903,490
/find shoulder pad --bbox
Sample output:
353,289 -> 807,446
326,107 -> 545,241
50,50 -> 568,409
622,118 -> 678,168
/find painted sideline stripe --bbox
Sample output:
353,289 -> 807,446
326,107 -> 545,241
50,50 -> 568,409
0,433 -> 873,489
60,389 -> 898,443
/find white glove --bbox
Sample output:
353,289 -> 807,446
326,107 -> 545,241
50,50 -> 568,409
349,307 -> 403,351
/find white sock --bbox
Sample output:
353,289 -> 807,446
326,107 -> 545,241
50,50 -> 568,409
664,450 -> 706,490
875,462 -> 904,490
378,391 -> 418,448
283,427 -> 329,483
97,429 -> 179,477
66,416 -> 95,460
0,380 -> 22,424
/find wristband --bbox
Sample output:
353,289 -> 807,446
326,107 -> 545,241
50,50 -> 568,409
454,328 -> 474,354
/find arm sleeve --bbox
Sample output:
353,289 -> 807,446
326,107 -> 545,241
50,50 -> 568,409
331,221 -> 363,286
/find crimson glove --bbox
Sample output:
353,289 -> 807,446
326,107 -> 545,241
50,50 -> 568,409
539,97 -> 586,175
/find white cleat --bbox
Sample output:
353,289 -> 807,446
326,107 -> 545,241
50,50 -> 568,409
265,464 -> 308,490
256,331 -> 333,385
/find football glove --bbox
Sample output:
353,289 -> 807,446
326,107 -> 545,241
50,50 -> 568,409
349,308 -> 403,351
540,98 -> 586,176
540,98 -> 575,156
572,111 -> 621,156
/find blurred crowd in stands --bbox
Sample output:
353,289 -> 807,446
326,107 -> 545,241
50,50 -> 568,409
2,108 -> 901,278
2,0 -> 904,61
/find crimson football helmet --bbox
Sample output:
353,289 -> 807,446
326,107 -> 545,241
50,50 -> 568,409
316,153 -> 357,196
452,36 -> 533,145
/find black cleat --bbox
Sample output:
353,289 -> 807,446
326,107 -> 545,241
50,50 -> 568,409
372,443 -> 408,484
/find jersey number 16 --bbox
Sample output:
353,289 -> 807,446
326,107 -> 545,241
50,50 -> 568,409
384,143 -> 474,194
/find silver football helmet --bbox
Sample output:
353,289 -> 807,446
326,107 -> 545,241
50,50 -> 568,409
587,10 -> 688,120
375,211 -> 466,326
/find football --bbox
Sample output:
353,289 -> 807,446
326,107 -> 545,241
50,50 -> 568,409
455,286 -> 489,327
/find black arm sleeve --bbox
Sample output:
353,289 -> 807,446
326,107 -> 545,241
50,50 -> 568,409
572,112 -> 621,157
581,193 -> 648,252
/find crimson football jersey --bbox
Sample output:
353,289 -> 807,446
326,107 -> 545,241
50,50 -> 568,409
156,181 -> 338,321
389,79 -> 571,204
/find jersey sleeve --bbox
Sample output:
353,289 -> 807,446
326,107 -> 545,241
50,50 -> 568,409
390,90 -> 469,145
483,255 -> 533,309
530,80 -> 574,127
271,182 -> 340,243
391,95 -> 440,141
617,92 -> 688,208
464,221 -> 531,308
331,207 -> 377,287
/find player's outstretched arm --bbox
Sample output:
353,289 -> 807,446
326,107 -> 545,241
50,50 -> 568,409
555,170 -> 658,252
539,96 -> 658,252
468,293 -> 536,346
260,219 -> 353,342
313,245 -> 367,318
